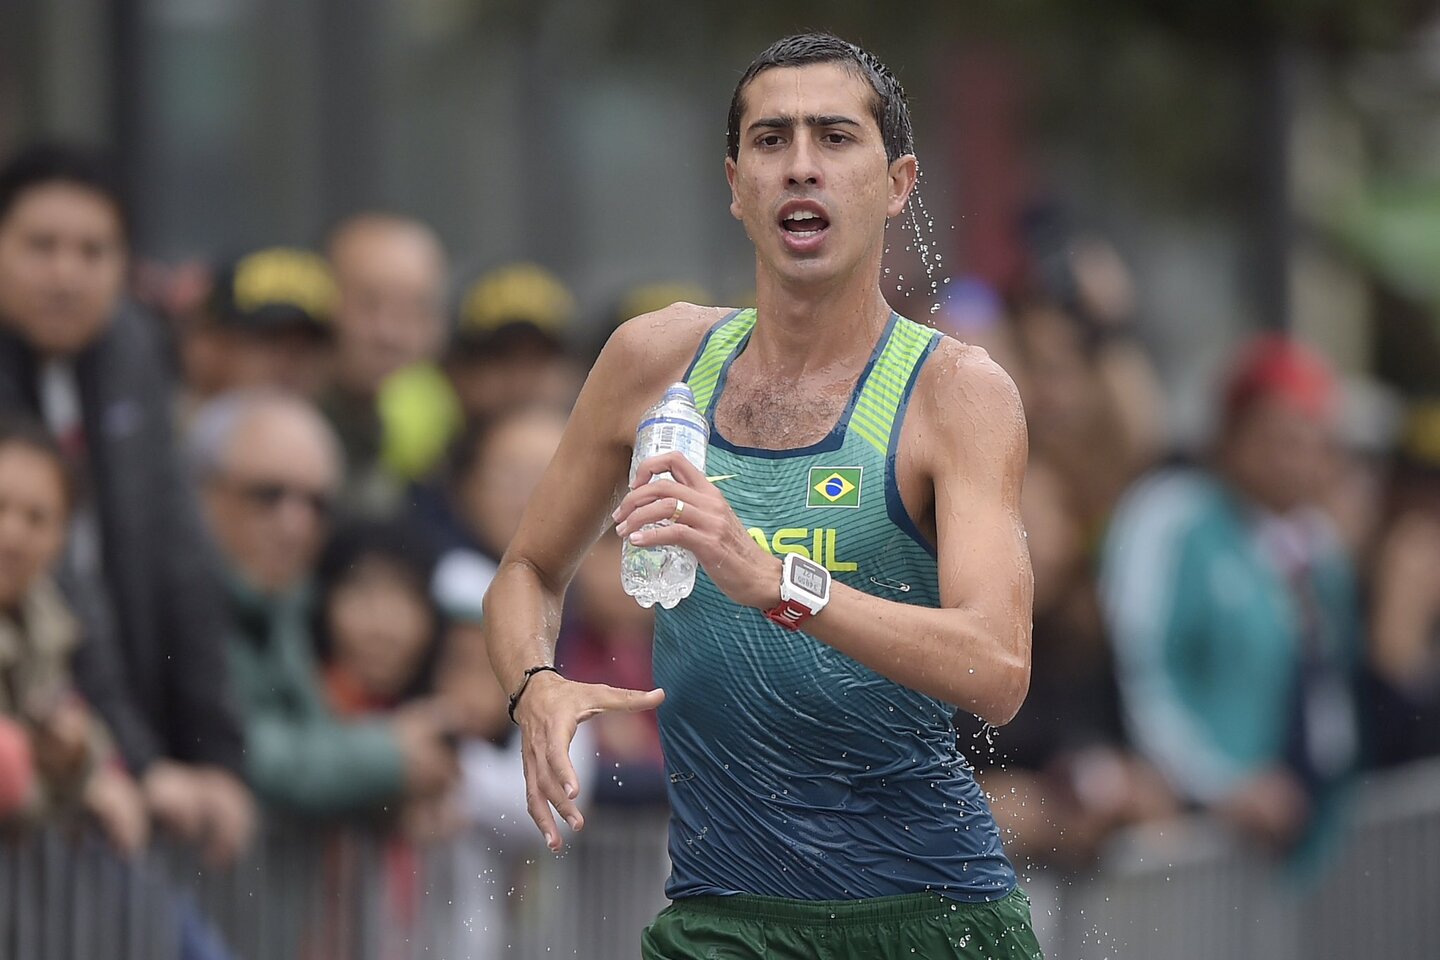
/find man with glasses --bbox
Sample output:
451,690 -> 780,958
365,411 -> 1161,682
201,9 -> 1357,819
188,390 -> 458,814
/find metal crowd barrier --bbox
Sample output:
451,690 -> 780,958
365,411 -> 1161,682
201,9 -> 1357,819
1050,758 -> 1440,960
0,819 -> 460,960
509,806 -> 671,960
1,761 -> 1437,959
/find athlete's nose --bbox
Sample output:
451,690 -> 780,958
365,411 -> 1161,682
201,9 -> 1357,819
785,135 -> 822,188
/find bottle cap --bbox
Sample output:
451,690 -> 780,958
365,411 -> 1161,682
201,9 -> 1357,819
663,382 -> 695,402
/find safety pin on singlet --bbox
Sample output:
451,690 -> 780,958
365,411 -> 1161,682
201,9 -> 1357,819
868,576 -> 911,593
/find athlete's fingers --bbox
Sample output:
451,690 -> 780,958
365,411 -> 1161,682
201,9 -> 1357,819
543,737 -> 585,832
626,520 -> 704,551
615,479 -> 687,516
545,790 -> 584,836
616,497 -> 695,537
531,710 -> 585,821
513,677 -> 658,853
521,749 -> 564,851
614,477 -> 729,534
614,483 -> 716,536
531,760 -> 579,848
583,684 -> 666,716
660,450 -> 708,487
633,452 -> 709,489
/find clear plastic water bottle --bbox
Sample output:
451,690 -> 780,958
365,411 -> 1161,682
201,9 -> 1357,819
621,382 -> 709,609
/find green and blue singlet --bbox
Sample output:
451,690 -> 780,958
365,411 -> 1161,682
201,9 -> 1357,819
653,308 -> 1017,903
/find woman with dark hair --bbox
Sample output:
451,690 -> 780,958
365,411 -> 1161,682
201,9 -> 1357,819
0,415 -> 147,853
314,520 -> 446,715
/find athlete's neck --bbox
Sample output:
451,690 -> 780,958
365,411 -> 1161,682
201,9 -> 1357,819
748,273 -> 892,377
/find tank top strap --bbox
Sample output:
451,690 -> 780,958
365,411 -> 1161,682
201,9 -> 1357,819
849,315 -> 943,456
684,308 -> 756,415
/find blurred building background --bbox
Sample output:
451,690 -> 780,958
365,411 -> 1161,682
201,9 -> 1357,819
3,0 -> 1437,400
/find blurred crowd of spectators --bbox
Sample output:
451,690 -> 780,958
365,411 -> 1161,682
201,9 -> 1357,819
0,138 -> 1437,954
0,142 -> 654,956
946,211 -> 1440,883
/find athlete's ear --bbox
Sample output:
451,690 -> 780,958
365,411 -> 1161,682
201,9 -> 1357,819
886,154 -> 918,219
725,156 -> 743,221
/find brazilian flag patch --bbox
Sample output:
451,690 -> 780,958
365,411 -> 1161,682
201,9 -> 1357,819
807,466 -> 863,508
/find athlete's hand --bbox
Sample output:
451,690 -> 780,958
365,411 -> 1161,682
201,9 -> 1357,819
514,670 -> 664,852
615,451 -> 781,609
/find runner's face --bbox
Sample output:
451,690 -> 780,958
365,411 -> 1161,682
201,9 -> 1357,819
726,63 -> 914,288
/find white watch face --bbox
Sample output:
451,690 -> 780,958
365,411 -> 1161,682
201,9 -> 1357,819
786,555 -> 829,604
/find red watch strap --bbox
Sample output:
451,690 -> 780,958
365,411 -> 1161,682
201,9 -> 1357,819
763,598 -> 815,631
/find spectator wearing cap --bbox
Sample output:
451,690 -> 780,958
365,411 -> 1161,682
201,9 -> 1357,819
377,261 -> 583,490
0,143 -> 254,865
440,262 -> 582,421
1100,334 -> 1362,874
1364,399 -> 1440,766
177,248 -> 336,415
322,213 -> 450,518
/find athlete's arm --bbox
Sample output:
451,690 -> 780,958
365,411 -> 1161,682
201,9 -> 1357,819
483,303 -> 715,850
617,342 -> 1033,726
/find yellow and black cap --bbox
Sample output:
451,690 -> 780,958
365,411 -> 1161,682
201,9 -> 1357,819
210,247 -> 337,335
450,262 -> 574,356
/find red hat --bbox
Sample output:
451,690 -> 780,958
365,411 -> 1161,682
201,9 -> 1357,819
1222,334 -> 1337,425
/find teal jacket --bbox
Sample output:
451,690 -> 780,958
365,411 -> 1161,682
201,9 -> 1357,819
1101,469 -> 1360,870
224,574 -> 406,815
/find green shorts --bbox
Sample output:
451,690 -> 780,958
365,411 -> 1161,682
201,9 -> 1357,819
640,887 -> 1044,960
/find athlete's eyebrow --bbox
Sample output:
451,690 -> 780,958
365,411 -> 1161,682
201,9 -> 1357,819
747,114 -> 863,135
807,115 -> 861,129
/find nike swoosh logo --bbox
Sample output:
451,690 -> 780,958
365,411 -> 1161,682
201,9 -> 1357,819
706,474 -> 738,483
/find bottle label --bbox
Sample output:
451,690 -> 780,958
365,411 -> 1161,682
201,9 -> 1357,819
634,417 -> 708,472
637,415 -> 706,433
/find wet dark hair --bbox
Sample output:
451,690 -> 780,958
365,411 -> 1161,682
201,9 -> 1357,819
726,33 -> 914,163
0,415 -> 74,512
0,142 -> 128,237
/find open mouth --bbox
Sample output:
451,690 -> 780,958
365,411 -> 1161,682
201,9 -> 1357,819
778,201 -> 831,251
782,209 -> 829,235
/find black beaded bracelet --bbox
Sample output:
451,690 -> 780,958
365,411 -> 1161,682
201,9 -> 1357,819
507,665 -> 561,724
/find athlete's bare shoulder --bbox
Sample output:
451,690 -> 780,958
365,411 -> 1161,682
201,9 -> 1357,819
594,302 -> 735,394
912,336 -> 1027,474
574,302 -> 736,436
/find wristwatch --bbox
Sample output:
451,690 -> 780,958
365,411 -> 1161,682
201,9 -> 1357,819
763,553 -> 831,630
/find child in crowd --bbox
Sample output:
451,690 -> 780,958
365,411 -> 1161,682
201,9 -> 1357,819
0,417 -> 147,853
313,520 -> 456,837
310,520 -> 456,958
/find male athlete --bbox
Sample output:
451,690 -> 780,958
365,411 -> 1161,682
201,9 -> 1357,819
485,33 -> 1042,959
